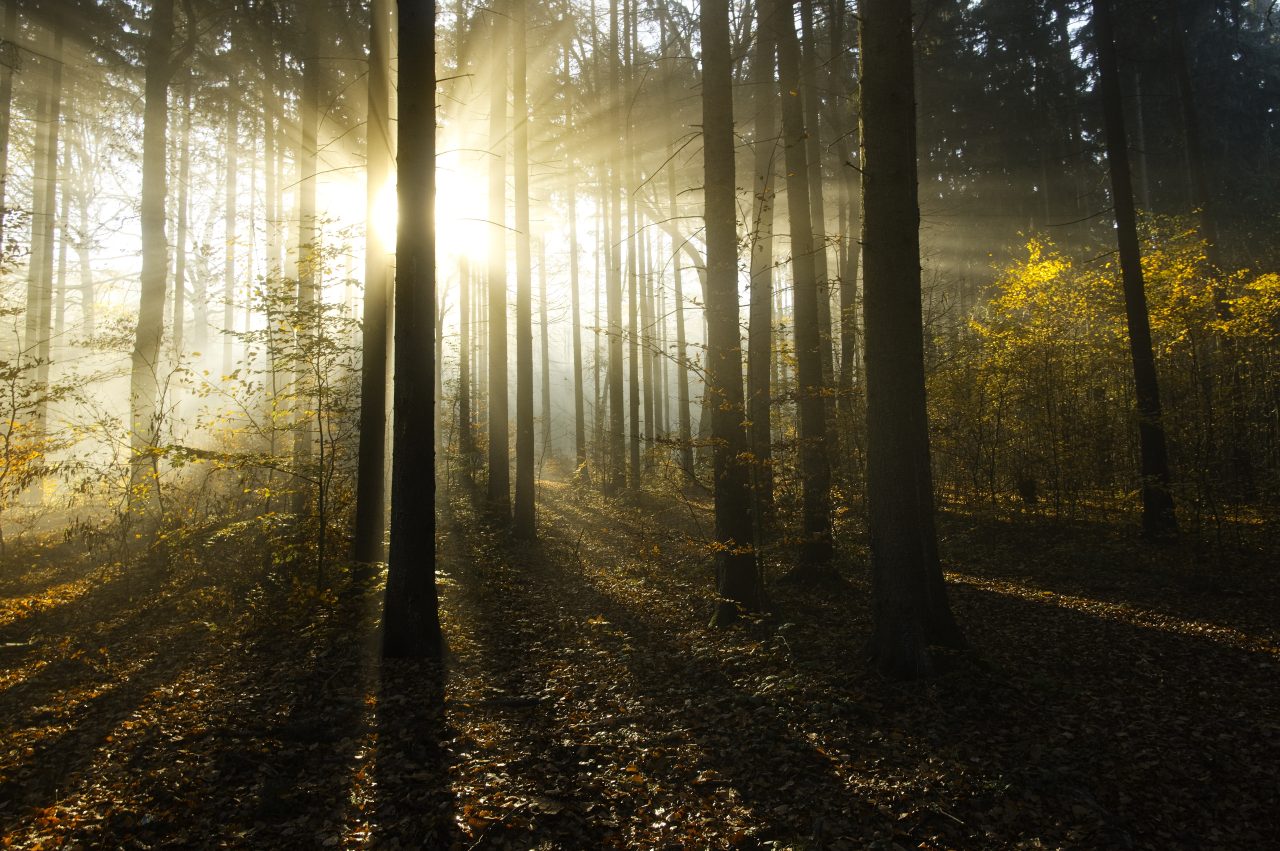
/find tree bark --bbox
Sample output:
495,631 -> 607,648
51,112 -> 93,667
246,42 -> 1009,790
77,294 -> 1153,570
513,0 -> 535,538
1092,0 -> 1178,536
565,37 -> 586,468
354,0 -> 394,564
129,2 -> 171,505
749,0 -> 779,520
703,0 -> 760,626
861,0 -> 964,678
222,97 -> 237,377
776,0 -> 834,575
382,0 -> 443,660
486,4 -> 511,515
171,72 -> 191,354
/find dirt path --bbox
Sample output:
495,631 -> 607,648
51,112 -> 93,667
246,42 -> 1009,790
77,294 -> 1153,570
1,484 -> 1277,849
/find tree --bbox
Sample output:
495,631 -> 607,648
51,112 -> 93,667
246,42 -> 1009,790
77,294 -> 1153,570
776,0 -> 834,577
860,0 -> 964,678
353,0 -> 393,564
1092,0 -> 1177,537
748,0 -> 778,519
129,0 -> 175,507
513,0 -> 535,539
486,3 -> 511,515
702,0 -> 760,626
383,0 -> 443,660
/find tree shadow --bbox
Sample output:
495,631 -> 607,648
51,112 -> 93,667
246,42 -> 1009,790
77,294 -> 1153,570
439,501 -> 897,848
368,657 -> 457,848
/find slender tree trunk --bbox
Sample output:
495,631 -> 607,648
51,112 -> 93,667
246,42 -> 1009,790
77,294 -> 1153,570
703,0 -> 760,626
640,225 -> 655,463
293,15 -> 322,518
861,0 -> 964,678
0,1 -> 15,252
625,2 -> 641,491
798,0 -> 837,453
171,73 -> 191,354
657,3 -> 693,479
776,0 -> 833,574
354,0 -> 394,563
606,0 -> 626,494
487,4 -> 511,515
565,40 -> 586,469
1092,0 -> 1177,536
458,257 -> 473,460
539,237 -> 552,455
75,151 -> 94,337
129,2 -> 172,505
833,0 -> 861,424
669,143 -> 693,479
513,0 -> 535,538
53,129 -> 69,344
749,0 -> 778,519
383,0 -> 443,660
222,98 -> 237,377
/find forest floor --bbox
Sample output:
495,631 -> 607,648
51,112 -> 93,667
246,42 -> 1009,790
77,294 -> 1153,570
0,480 -> 1277,850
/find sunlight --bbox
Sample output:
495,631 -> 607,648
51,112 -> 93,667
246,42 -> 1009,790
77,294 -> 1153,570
371,177 -> 397,252
434,149 -> 489,265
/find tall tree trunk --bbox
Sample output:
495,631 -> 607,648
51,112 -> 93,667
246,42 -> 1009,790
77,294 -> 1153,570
659,3 -> 693,479
0,1 -> 16,253
565,38 -> 586,469
222,97 -> 237,377
776,0 -> 833,575
1092,0 -> 1178,536
53,129 -> 69,343
538,237 -> 552,455
25,30 -> 61,436
861,0 -> 964,679
458,257 -> 473,462
382,0 -> 443,660
172,73 -> 191,354
129,1 -> 172,504
833,0 -> 861,425
294,15 -> 321,518
487,4 -> 511,515
75,147 -> 94,337
605,0 -> 626,494
354,0 -> 394,563
513,0 -> 535,538
749,0 -> 778,519
703,0 -> 760,626
798,0 -> 837,454
625,0 -> 641,491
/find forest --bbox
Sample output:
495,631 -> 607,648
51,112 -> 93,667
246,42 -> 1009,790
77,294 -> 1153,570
0,0 -> 1278,847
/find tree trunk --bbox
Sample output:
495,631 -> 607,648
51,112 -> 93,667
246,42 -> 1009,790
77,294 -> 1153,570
382,0 -> 443,660
798,0 -> 837,455
171,73 -> 191,354
513,0 -> 535,539
1092,0 -> 1178,536
703,0 -> 760,626
293,15 -> 321,518
861,0 -> 965,679
538,237 -> 552,456
75,147 -> 94,338
129,2 -> 171,505
565,39 -> 586,469
486,4 -> 511,515
605,0 -> 626,494
0,1 -> 16,253
353,0 -> 393,564
749,0 -> 778,520
776,0 -> 834,575
222,98 -> 237,377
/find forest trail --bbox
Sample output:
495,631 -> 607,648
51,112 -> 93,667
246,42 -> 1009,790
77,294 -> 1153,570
1,484 -> 1278,849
